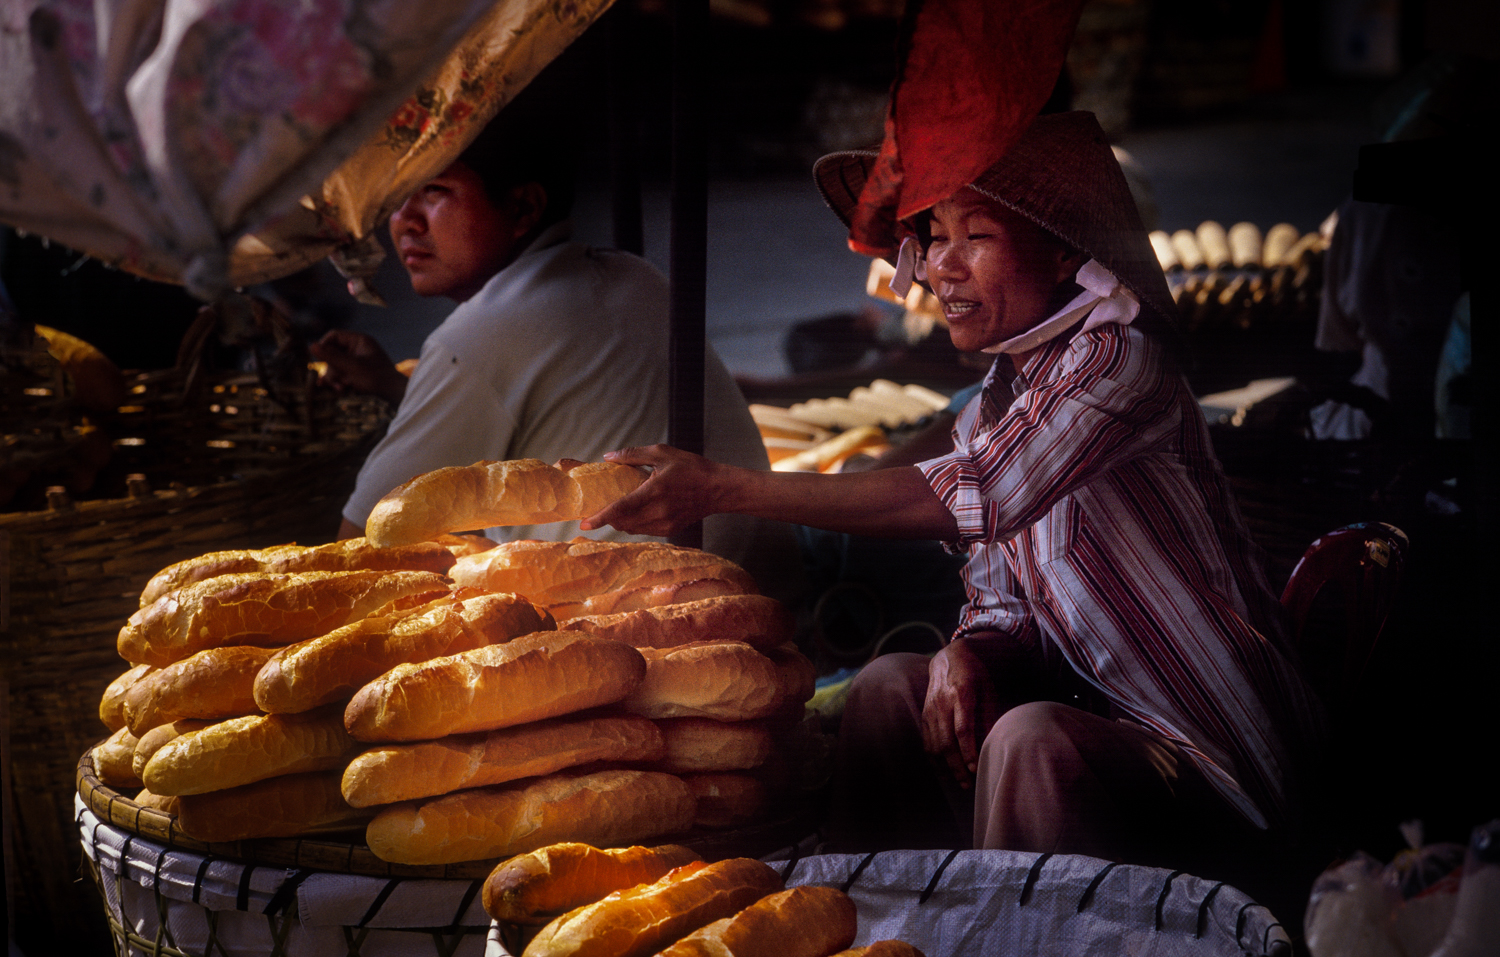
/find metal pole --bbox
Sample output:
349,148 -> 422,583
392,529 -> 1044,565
606,5 -> 643,257
667,0 -> 706,549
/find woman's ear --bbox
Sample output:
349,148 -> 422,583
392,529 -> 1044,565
1054,245 -> 1088,283
507,182 -> 549,239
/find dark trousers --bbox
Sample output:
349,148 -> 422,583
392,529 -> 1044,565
827,640 -> 1261,877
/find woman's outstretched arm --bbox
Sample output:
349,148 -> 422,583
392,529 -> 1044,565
581,444 -> 959,542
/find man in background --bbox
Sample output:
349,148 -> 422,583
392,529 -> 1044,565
318,80 -> 794,592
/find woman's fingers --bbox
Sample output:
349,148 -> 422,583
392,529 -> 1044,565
583,446 -> 712,535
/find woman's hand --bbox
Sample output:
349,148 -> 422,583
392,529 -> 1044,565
311,330 -> 407,406
581,445 -> 733,537
920,639 -> 997,790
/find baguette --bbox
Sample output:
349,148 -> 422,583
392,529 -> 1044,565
655,718 -> 772,773
565,595 -> 793,652
139,538 -> 456,607
93,726 -> 142,789
548,576 -> 753,623
132,719 -> 213,779
142,707 -> 356,796
451,540 -> 756,606
623,642 -> 782,721
341,714 -> 664,807
344,630 -> 646,742
483,843 -> 702,926
133,788 -> 181,816
765,643 -> 817,718
118,569 -> 452,666
123,645 -> 274,735
656,885 -> 857,957
435,533 -> 499,557
175,770 -> 373,842
366,459 -> 648,546
254,591 -> 553,714
366,769 -> 695,866
522,857 -> 784,957
682,773 -> 768,830
100,663 -> 155,732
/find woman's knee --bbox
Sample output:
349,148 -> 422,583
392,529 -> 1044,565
981,701 -> 1095,767
849,652 -> 931,700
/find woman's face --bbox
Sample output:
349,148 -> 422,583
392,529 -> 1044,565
922,189 -> 1079,353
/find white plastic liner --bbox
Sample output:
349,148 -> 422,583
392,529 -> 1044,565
78,798 -> 489,957
483,847 -> 1293,957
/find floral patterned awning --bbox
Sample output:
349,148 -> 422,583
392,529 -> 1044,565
0,0 -> 614,301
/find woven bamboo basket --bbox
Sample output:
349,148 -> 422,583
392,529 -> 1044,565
76,756 -> 493,957
76,749 -> 818,957
1,366 -> 390,953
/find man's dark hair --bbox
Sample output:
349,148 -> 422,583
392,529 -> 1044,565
458,69 -> 579,230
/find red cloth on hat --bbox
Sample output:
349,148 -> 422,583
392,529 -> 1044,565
849,0 -> 1086,257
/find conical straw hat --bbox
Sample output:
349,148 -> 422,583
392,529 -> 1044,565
814,111 -> 1179,332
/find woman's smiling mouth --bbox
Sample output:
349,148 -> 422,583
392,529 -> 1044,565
944,300 -> 980,320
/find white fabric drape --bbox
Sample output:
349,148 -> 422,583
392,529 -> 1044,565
0,0 -> 613,300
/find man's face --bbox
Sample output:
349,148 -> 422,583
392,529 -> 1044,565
389,161 -> 523,301
923,189 -> 1078,353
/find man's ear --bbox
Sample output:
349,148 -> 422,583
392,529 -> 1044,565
507,182 -> 549,240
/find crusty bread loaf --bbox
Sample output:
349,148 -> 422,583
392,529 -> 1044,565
366,459 -> 649,546
831,944 -> 928,957
366,769 -> 695,866
565,595 -> 793,652
133,788 -> 181,816
522,857 -> 784,957
344,630 -> 646,742
623,642 -> 783,721
100,663 -> 155,732
765,643 -> 817,719
123,645 -> 274,735
435,533 -> 499,557
655,718 -> 772,773
341,714 -> 664,808
483,843 -> 702,926
93,726 -> 141,789
451,540 -> 756,606
175,770 -> 373,843
656,885 -> 857,957
139,538 -> 456,607
132,719 -> 212,779
254,591 -> 553,714
118,570 -> 452,667
142,707 -> 356,796
548,577 -> 754,623
681,773 -> 768,830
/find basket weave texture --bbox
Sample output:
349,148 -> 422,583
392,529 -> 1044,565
2,368 -> 390,951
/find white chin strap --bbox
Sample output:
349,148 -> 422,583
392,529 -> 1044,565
983,259 -> 1140,355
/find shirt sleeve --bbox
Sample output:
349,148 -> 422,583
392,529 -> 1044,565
917,328 -> 1182,549
341,333 -> 516,525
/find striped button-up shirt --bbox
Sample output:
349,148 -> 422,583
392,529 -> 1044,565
916,323 -> 1323,829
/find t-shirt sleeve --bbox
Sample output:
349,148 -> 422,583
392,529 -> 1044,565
916,330 -> 1182,549
341,335 -> 516,526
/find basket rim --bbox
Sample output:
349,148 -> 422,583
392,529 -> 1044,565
76,748 -> 499,880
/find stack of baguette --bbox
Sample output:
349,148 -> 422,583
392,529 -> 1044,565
481,841 -> 926,957
91,459 -> 814,863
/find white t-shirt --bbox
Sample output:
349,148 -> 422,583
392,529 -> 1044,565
344,222 -> 789,578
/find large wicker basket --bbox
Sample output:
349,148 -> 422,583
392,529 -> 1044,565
1,367 -> 390,954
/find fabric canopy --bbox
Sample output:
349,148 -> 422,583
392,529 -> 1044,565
0,0 -> 614,301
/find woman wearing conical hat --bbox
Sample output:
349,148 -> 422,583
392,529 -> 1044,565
587,112 -> 1323,868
